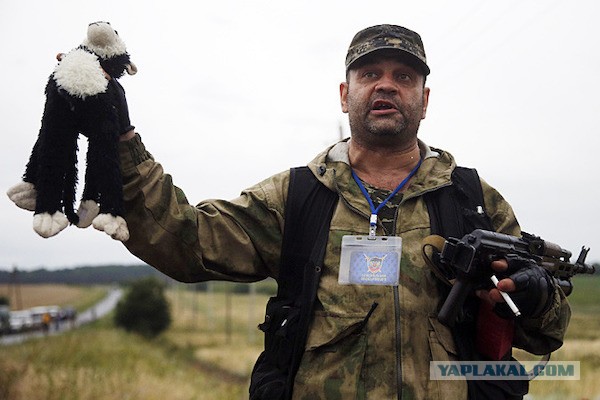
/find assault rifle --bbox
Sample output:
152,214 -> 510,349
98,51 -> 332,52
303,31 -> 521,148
437,229 -> 595,327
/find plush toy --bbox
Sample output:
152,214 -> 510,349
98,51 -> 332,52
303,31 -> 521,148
6,21 -> 136,241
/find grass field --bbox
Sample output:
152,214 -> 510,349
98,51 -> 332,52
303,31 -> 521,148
0,283 -> 268,400
0,276 -> 599,399
0,320 -> 247,400
165,285 -> 269,379
518,275 -> 600,399
0,284 -> 108,313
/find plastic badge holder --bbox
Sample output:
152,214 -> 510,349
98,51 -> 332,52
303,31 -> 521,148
338,235 -> 402,286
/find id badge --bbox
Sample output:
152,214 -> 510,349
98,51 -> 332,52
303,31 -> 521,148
339,235 -> 402,286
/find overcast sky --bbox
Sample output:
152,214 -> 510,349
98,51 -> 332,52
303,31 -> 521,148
1,0 -> 598,271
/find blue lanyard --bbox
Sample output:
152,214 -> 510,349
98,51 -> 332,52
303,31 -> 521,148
351,158 -> 422,238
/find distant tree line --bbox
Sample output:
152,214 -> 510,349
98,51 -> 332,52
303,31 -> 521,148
0,264 -> 278,295
0,264 -> 167,285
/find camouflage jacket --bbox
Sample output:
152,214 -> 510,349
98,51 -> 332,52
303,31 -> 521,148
119,135 -> 570,400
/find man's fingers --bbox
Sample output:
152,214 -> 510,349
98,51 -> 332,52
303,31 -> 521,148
476,289 -> 495,306
477,278 -> 516,305
491,259 -> 508,272
488,288 -> 507,303
496,278 -> 516,292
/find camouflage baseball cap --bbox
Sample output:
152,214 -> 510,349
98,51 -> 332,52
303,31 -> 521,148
345,24 -> 430,76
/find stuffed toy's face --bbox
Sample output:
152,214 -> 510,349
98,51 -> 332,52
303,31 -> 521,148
84,22 -> 126,58
83,21 -> 137,76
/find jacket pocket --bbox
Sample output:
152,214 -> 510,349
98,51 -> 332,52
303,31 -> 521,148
427,316 -> 468,399
293,309 -> 373,400
428,315 -> 458,360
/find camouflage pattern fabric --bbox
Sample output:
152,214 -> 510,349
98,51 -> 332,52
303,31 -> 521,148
357,180 -> 403,234
118,135 -> 570,399
345,24 -> 430,76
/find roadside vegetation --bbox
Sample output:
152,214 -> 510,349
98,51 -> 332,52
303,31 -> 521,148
115,277 -> 171,338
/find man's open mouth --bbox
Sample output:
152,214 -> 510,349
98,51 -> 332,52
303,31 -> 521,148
371,100 -> 397,111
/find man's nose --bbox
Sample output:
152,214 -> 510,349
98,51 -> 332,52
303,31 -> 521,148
374,74 -> 398,93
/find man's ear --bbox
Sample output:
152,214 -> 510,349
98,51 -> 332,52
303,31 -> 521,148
421,87 -> 430,120
340,82 -> 349,113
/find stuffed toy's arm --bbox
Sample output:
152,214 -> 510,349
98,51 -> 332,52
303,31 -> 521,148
106,79 -> 135,136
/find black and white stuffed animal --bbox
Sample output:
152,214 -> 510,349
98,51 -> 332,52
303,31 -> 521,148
7,21 -> 136,241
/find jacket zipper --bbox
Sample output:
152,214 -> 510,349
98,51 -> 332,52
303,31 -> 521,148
393,286 -> 402,400
333,171 -> 450,400
392,207 -> 403,400
336,178 -> 404,400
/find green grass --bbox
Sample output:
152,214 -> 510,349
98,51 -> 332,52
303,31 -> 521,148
2,277 -> 598,400
520,275 -> 600,398
564,275 -> 600,312
560,275 -> 600,341
0,284 -> 269,400
164,287 -> 269,377
69,286 -> 109,314
0,320 -> 247,400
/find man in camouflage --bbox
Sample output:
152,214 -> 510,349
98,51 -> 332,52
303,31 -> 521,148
117,24 -> 570,399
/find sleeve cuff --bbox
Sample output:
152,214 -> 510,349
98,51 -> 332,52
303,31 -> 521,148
119,133 -> 153,173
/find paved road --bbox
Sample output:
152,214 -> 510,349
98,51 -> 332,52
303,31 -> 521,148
75,287 -> 123,324
0,287 -> 123,346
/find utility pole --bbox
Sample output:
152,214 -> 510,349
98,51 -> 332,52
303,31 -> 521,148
10,266 -> 23,310
225,284 -> 232,344
248,282 -> 256,343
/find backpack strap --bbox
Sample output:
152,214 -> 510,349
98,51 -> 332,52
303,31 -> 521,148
425,167 -> 529,400
277,166 -> 337,299
280,166 -> 337,397
425,166 -> 493,239
250,166 -> 337,400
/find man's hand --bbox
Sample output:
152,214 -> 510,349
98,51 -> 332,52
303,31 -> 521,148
481,259 -> 514,301
120,130 -> 136,141
477,256 -> 555,319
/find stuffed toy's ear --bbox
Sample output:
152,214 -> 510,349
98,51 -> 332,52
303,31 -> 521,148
126,62 -> 137,75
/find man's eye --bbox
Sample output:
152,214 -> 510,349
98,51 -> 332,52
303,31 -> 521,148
398,73 -> 411,81
363,71 -> 378,78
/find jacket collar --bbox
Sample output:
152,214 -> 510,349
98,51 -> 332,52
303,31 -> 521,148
307,138 -> 456,218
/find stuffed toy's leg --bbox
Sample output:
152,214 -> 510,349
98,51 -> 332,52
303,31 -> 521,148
7,181 -> 37,211
88,132 -> 129,241
29,80 -> 80,238
32,126 -> 78,238
93,214 -> 129,241
82,95 -> 129,241
76,149 -> 100,228
7,130 -> 43,210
